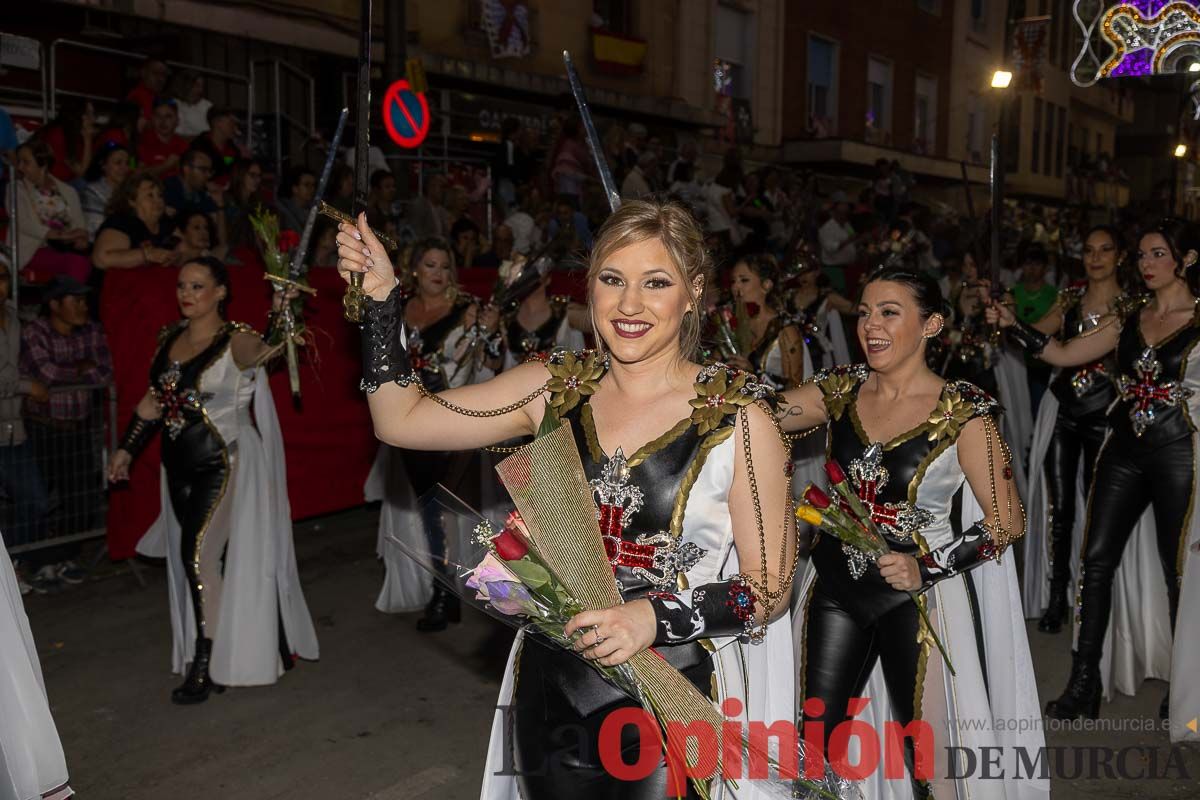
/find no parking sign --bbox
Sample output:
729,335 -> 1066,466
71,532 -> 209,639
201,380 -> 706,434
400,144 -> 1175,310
382,79 -> 430,149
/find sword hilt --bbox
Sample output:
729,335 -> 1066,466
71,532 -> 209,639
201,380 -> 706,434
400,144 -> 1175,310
318,201 -> 400,252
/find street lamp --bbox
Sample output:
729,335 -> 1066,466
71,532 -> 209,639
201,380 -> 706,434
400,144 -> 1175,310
991,70 -> 1013,89
1176,143 -> 1189,158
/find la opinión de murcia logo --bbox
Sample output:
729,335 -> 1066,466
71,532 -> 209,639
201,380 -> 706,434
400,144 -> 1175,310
492,697 -> 1194,790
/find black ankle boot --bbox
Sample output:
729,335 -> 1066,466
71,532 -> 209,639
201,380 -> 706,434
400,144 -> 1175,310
1160,690 -> 1170,720
1045,651 -> 1102,720
416,585 -> 461,633
1037,583 -> 1070,634
171,637 -> 224,705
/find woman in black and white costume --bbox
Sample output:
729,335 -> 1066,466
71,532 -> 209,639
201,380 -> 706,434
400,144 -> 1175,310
338,200 -> 797,799
788,262 -> 853,369
0,532 -> 71,800
108,256 -> 318,703
989,219 -> 1200,741
780,265 -> 1047,800
1021,225 -> 1130,632
366,238 -> 504,630
500,271 -> 586,368
941,251 -> 1033,497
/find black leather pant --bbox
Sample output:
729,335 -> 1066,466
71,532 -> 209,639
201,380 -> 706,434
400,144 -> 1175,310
1043,408 -> 1107,589
512,636 -> 706,800
801,582 -> 925,794
1075,435 -> 1192,665
163,426 -> 230,641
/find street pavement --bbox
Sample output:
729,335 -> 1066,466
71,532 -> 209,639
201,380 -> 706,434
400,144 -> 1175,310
21,506 -> 1200,799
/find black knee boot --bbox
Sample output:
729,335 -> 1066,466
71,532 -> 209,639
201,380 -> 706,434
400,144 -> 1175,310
1037,580 -> 1070,633
172,637 -> 224,705
416,583 -> 461,633
1044,650 -> 1101,720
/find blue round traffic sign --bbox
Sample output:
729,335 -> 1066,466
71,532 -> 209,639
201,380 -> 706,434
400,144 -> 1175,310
382,79 -> 430,149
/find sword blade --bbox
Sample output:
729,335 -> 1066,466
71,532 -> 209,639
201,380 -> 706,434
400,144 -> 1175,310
563,50 -> 620,214
989,132 -> 1002,300
290,106 -> 350,279
344,0 -> 373,321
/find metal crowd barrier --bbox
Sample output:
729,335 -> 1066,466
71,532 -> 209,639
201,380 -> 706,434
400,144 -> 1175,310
0,382 -> 117,556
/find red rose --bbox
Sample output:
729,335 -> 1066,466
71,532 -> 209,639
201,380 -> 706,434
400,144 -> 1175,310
803,484 -> 832,509
492,528 -> 529,560
824,460 -> 847,485
745,302 -> 761,318
277,230 -> 301,251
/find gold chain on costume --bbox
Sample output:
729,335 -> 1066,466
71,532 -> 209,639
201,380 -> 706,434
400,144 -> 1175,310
736,401 -> 799,642
416,380 -> 548,417
981,415 -> 1024,556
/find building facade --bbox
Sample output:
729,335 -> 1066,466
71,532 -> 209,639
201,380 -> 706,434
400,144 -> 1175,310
1,0 -> 792,173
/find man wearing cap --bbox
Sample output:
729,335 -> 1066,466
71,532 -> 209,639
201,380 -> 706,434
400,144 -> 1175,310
818,191 -> 861,293
20,276 -> 114,588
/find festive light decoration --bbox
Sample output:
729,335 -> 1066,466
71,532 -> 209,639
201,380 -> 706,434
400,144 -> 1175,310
1072,0 -> 1200,85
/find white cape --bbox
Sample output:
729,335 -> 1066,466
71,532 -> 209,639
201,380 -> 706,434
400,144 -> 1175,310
136,369 -> 319,685
792,492 -> 1049,800
0,535 -> 71,800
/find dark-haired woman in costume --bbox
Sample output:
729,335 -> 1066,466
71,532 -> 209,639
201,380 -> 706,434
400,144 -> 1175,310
988,219 -> 1200,741
940,250 -> 1034,495
780,264 -> 1045,799
788,261 -> 854,369
500,271 -> 588,368
1021,225 -> 1129,633
337,200 -> 796,799
726,254 -> 810,390
369,237 -> 504,630
108,257 -> 319,703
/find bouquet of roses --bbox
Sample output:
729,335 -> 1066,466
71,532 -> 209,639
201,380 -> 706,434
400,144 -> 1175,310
796,459 -> 955,675
249,206 -> 313,398
466,509 -> 648,695
388,406 -> 832,800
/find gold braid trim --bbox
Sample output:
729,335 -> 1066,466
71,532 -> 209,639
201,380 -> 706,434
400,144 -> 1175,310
627,417 -> 694,467
579,403 -> 604,463
668,426 -> 734,541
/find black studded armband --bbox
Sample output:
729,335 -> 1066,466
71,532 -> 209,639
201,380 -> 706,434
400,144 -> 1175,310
646,577 -> 759,644
1006,318 -> 1051,357
360,283 -> 416,393
118,413 -> 162,459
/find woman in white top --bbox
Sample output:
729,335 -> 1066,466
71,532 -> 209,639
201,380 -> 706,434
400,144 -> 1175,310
173,72 -> 213,139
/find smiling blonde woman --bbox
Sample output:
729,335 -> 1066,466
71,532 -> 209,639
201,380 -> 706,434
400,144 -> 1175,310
337,199 -> 797,799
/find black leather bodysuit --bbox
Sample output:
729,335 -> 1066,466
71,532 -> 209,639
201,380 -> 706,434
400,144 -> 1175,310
1075,301 -> 1200,668
1041,287 -> 1121,600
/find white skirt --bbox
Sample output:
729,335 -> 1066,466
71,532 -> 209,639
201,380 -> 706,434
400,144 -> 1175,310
0,535 -> 71,800
136,370 -> 319,686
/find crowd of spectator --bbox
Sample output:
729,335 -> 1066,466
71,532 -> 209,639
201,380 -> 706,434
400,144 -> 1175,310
0,51 -> 1159,597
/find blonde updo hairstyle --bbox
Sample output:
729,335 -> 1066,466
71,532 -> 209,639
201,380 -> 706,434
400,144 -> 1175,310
586,199 -> 712,360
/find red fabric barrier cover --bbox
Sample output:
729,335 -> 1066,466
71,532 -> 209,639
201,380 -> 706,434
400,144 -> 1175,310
101,257 -> 588,560
101,256 -> 376,560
